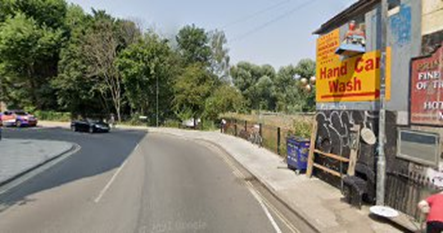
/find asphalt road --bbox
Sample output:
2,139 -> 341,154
0,127 -> 315,233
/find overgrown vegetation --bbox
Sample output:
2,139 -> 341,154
0,0 -> 316,126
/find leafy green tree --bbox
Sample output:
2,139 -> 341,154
231,62 -> 277,111
274,65 -> 300,112
81,10 -> 129,121
294,58 -> 316,112
0,12 -> 64,109
173,63 -> 216,121
203,84 -> 245,120
116,32 -> 175,125
176,24 -> 211,65
53,4 -> 104,115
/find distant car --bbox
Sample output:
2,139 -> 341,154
71,118 -> 110,133
182,118 -> 201,128
0,110 -> 38,127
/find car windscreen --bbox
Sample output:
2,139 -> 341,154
86,118 -> 103,123
14,111 -> 27,116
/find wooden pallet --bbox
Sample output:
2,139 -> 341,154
306,123 -> 360,178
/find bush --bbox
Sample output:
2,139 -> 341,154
33,111 -> 71,122
163,119 -> 181,128
201,119 -> 217,131
293,119 -> 312,139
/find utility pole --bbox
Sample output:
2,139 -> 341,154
376,0 -> 388,206
156,75 -> 159,127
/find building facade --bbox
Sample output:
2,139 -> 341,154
314,0 -> 443,219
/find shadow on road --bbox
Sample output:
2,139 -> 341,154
0,127 -> 147,211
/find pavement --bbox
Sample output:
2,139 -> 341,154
0,138 -> 74,186
146,127 -> 405,233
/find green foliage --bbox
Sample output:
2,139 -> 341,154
293,119 -> 312,139
0,7 -> 64,109
116,32 -> 175,123
176,24 -> 211,65
53,4 -> 102,115
203,84 -> 245,121
173,63 -> 216,119
230,62 -> 277,111
33,110 -> 71,122
294,58 -> 316,112
0,0 -> 317,127
162,119 -> 181,128
200,119 -> 217,131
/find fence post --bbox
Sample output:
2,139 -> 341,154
277,127 -> 281,155
259,123 -> 263,146
234,119 -> 238,136
244,120 -> 247,132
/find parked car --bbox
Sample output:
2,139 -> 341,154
0,110 -> 38,127
71,118 -> 110,133
182,118 -> 201,128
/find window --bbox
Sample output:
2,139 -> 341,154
397,129 -> 440,167
388,0 -> 400,10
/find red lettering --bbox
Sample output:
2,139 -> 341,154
354,77 -> 361,91
329,80 -> 339,92
365,59 -> 374,71
320,68 -> 327,79
355,58 -> 364,73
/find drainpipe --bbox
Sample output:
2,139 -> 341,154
376,0 -> 388,206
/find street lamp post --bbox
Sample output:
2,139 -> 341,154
156,75 -> 159,127
376,0 -> 388,206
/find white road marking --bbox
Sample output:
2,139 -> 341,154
94,143 -> 139,203
203,141 -> 300,233
246,181 -> 282,233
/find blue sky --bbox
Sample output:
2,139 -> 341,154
67,0 -> 356,69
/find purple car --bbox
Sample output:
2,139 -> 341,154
0,110 -> 38,127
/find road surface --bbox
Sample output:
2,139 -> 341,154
0,127 -> 315,233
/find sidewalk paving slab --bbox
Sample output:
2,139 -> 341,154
0,139 -> 74,186
147,127 -> 404,233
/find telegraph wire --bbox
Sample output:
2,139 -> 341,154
221,0 -> 292,29
230,0 -> 319,43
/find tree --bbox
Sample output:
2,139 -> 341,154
294,58 -> 316,112
209,30 -> 230,82
173,63 -> 216,121
53,4 -> 103,115
116,32 -> 175,124
176,24 -> 211,65
0,0 -> 67,110
0,13 -> 64,109
81,10 -> 126,121
231,62 -> 277,111
274,65 -> 300,112
203,84 -> 245,120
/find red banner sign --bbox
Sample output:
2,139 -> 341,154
410,43 -> 443,125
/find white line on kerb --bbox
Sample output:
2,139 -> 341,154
246,181 -> 282,233
94,143 -> 139,203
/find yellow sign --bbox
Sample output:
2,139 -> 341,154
316,29 -> 340,66
316,51 -> 381,102
315,29 -> 391,103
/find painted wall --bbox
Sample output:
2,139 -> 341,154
386,0 -> 422,119
422,0 -> 443,36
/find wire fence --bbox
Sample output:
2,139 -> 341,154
223,118 -> 306,158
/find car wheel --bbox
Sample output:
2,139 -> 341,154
71,125 -> 76,132
89,126 -> 94,134
16,120 -> 22,128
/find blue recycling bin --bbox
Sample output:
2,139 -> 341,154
286,137 -> 310,173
